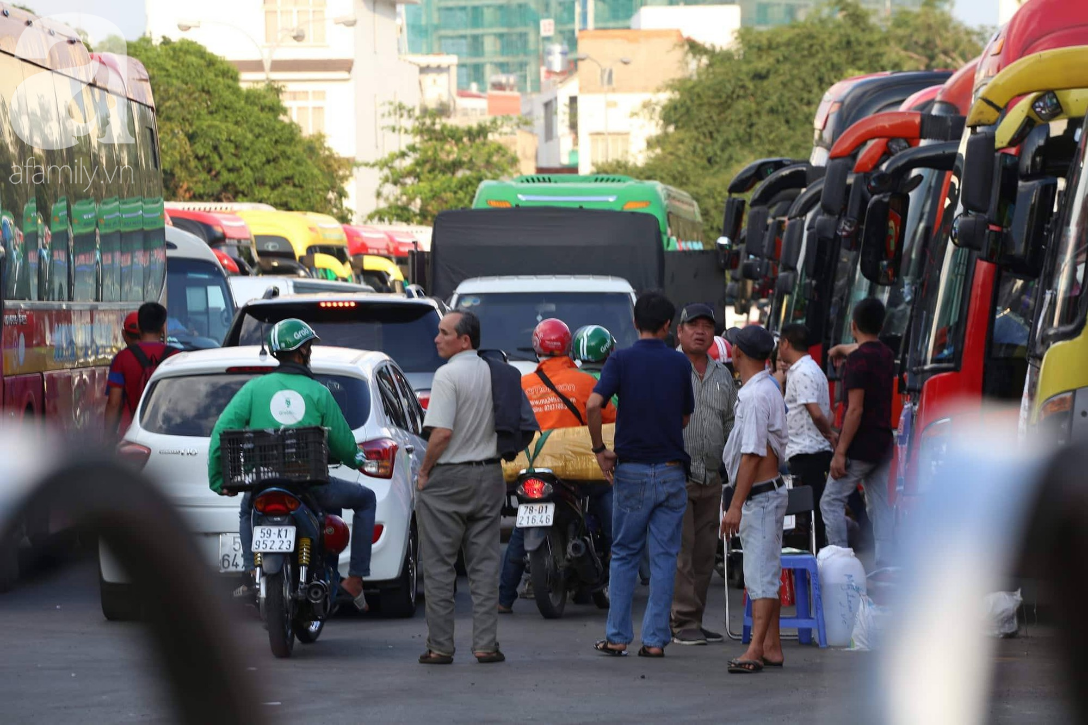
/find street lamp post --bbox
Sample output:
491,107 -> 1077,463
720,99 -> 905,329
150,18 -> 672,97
177,19 -> 306,83
576,54 -> 630,164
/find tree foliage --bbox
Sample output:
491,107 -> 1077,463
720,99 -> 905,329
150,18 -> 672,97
126,37 -> 354,221
598,0 -> 986,238
366,104 -> 519,225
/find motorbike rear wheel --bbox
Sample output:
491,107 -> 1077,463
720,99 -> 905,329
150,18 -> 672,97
529,530 -> 567,619
266,562 -> 296,658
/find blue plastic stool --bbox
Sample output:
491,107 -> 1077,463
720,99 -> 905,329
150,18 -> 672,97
742,553 -> 827,648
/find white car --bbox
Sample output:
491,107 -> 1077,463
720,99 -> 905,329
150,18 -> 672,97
99,345 -> 425,620
227,276 -> 374,307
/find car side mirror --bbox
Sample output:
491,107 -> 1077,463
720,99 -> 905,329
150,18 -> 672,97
781,218 -> 804,270
744,206 -> 770,259
775,270 -> 797,296
860,192 -> 908,286
962,131 -> 996,213
821,158 -> 851,215
999,177 -> 1058,275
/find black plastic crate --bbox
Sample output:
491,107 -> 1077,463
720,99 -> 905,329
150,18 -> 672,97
220,426 -> 329,490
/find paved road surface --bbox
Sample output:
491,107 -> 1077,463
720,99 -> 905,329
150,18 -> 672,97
0,548 -> 1073,723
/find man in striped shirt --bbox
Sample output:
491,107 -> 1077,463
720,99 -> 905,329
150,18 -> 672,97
671,303 -> 737,645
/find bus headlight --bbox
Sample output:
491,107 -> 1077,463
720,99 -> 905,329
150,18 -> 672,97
916,417 -> 951,493
1037,391 -> 1074,447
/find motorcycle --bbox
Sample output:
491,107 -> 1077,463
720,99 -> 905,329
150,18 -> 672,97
512,468 -> 609,619
222,427 -> 351,658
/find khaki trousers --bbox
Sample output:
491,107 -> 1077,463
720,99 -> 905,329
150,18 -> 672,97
670,479 -> 722,632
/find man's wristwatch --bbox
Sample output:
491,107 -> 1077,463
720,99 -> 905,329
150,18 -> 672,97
592,444 -> 607,454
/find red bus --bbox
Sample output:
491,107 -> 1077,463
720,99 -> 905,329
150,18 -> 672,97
0,10 -> 165,553
164,206 -> 259,274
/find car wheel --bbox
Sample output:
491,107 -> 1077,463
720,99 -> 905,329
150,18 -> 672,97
379,520 -> 418,618
100,570 -> 141,621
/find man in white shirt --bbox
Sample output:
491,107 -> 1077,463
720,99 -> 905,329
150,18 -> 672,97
720,325 -> 789,674
778,323 -> 838,548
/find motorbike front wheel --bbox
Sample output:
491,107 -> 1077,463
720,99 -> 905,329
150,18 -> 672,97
528,530 -> 567,619
266,562 -> 296,658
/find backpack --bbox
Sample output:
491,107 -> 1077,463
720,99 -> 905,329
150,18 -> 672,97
126,343 -> 180,409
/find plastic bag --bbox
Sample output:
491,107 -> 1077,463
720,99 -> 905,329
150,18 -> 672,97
501,424 -> 615,483
849,595 -> 889,651
983,589 -> 1022,638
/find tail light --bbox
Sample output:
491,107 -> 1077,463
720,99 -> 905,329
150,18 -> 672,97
517,477 -> 553,499
117,441 -> 151,470
372,524 -> 384,544
359,438 -> 397,478
322,514 -> 350,554
254,491 -> 301,516
416,390 -> 430,409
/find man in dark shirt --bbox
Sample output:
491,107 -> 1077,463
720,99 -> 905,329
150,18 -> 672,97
588,291 -> 694,658
820,297 -> 895,565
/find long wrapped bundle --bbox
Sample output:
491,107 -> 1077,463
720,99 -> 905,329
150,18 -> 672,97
502,424 -> 616,483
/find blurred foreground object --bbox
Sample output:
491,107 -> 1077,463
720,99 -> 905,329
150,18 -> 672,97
0,429 -> 260,725
873,426 -> 1088,723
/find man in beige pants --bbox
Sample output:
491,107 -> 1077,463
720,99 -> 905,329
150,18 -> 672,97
671,303 -> 737,645
416,310 -> 507,665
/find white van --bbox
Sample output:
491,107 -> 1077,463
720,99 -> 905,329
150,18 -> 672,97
165,226 -> 237,349
227,275 -> 373,307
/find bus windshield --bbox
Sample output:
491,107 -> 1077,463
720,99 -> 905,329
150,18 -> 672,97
1034,116 -> 1088,355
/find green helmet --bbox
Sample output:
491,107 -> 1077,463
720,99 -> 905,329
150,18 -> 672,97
268,318 -> 320,353
572,325 -> 616,364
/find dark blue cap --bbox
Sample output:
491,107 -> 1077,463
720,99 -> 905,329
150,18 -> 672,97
724,325 -> 775,360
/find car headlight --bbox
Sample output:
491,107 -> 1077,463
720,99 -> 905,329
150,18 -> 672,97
1036,391 -> 1074,447
916,417 -> 951,493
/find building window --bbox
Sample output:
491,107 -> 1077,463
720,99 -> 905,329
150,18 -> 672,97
265,0 -> 326,45
567,96 -> 578,134
590,133 -> 629,165
543,99 -> 556,142
282,89 -> 327,135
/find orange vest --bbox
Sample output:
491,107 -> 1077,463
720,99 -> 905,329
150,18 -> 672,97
522,356 -> 616,430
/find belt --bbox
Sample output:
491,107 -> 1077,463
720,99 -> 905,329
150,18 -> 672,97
436,457 -> 501,467
748,477 -> 785,498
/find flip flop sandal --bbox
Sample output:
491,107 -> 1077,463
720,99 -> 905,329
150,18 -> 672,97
594,639 -> 628,657
339,583 -> 368,612
761,658 -> 784,667
728,658 -> 764,674
419,650 -> 454,665
475,650 -> 506,664
637,646 -> 665,658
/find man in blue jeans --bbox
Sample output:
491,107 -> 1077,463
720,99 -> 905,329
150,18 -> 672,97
588,291 -> 694,657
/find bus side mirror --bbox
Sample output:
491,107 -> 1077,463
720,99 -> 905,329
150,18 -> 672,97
762,218 -> 783,260
839,180 -> 867,252
860,192 -> 908,286
775,270 -> 797,296
721,198 -> 745,251
1000,178 -> 1057,275
821,158 -> 851,215
951,213 -> 987,251
962,131 -> 996,213
741,258 -> 762,281
781,218 -> 804,270
744,206 -> 770,259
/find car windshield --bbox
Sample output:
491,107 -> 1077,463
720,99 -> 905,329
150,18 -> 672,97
454,292 -> 637,361
235,301 -> 444,373
139,372 -> 371,437
1035,115 -> 1088,355
166,258 -> 236,349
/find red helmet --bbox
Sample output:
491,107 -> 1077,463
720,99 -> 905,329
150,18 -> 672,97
708,336 -> 731,362
532,318 -> 572,357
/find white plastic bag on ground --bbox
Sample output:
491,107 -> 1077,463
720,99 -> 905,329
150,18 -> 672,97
849,595 -> 889,651
983,589 -> 1022,638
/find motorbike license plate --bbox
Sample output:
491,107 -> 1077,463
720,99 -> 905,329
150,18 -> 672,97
515,503 -> 554,528
218,534 -> 245,572
251,526 -> 297,553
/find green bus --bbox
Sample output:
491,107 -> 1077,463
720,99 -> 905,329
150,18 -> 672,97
472,175 -> 705,250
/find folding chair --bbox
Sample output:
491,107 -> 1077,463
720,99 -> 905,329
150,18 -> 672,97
725,482 -> 824,645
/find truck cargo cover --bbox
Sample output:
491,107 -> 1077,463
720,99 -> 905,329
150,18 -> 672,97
430,208 -> 664,299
